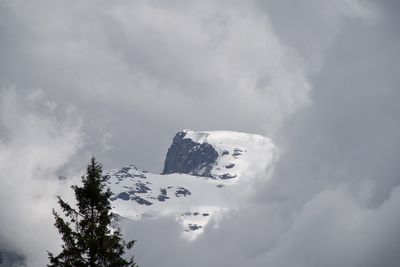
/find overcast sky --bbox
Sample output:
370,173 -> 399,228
1,0 -> 400,266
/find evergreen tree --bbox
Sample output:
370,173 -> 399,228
48,157 -> 136,267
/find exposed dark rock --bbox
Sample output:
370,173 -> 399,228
110,165 -> 147,180
202,213 -> 209,216
162,131 -> 218,178
116,192 -> 130,201
225,163 -> 235,169
157,188 -> 170,202
219,173 -> 237,179
121,166 -> 132,172
102,174 -> 111,182
116,170 -> 131,177
221,150 -> 229,156
133,173 -> 146,179
131,195 -> 153,206
133,182 -> 151,193
175,187 -> 191,197
232,148 -> 243,158
188,224 -> 202,231
157,195 -> 168,201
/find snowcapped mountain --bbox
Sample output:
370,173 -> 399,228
104,130 -> 277,240
163,130 -> 276,181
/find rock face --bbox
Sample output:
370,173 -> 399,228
162,131 -> 218,178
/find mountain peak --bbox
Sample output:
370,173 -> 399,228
162,129 -> 276,182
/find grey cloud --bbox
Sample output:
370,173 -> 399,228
0,87 -> 83,266
0,0 -> 310,171
1,1 -> 400,266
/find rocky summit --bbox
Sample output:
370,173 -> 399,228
162,129 -> 276,181
162,130 -> 219,177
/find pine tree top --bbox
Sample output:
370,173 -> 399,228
48,157 -> 137,267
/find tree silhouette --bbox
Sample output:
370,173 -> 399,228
48,157 -> 136,267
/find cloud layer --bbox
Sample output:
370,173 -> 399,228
0,0 -> 311,171
1,0 -> 400,266
0,87 -> 83,266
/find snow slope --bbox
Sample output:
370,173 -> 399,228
104,166 -> 227,240
182,129 -> 276,182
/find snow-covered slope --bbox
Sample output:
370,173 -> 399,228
104,166 -> 227,240
105,130 -> 277,240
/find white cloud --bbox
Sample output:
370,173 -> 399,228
259,185 -> 400,267
0,0 -> 312,170
0,87 -> 83,266
0,1 -> 399,266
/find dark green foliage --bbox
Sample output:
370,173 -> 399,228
48,157 -> 137,267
